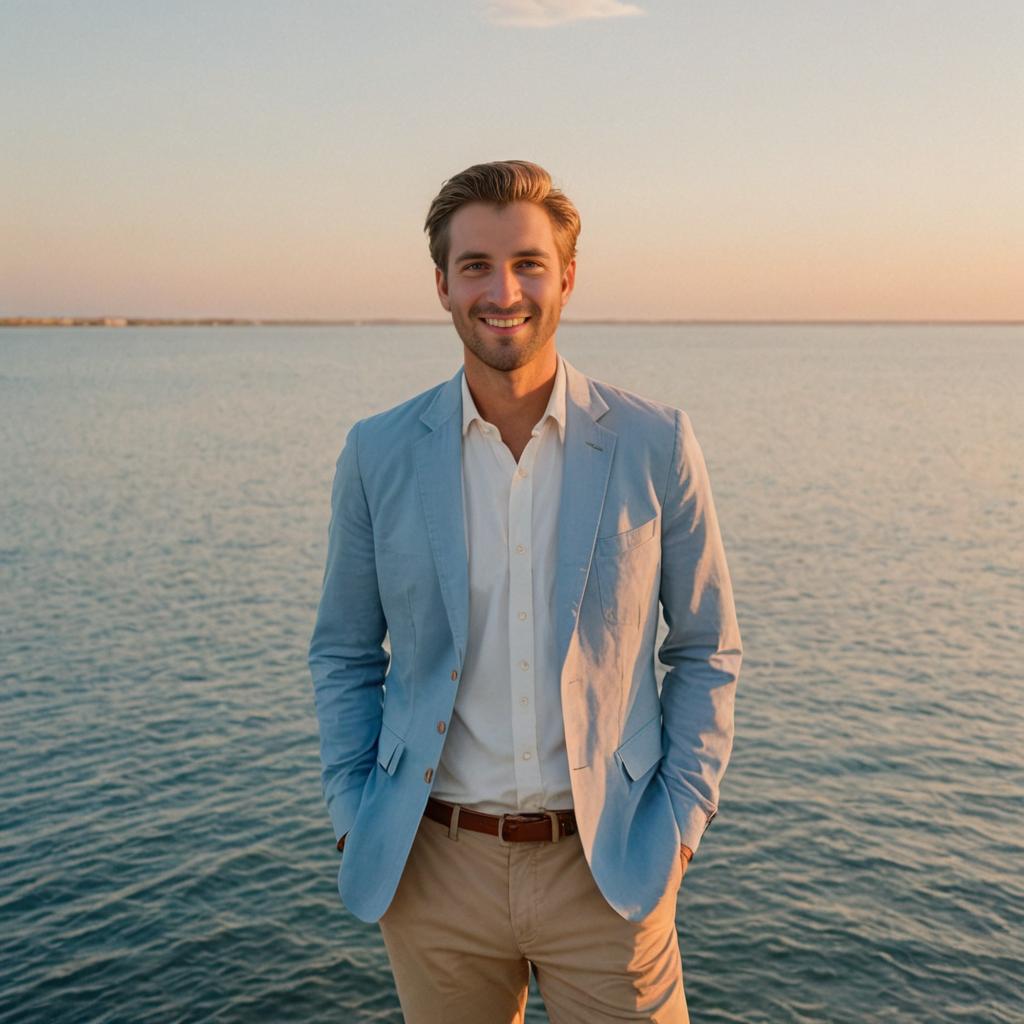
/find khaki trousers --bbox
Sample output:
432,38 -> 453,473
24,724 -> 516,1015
378,813 -> 688,1023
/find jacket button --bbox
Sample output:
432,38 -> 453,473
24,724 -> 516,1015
424,768 -> 434,783
451,670 -> 458,681
436,721 -> 446,734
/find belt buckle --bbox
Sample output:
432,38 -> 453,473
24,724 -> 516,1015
496,811 -> 562,845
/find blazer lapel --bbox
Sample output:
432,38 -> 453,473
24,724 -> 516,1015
412,359 -> 614,675
555,360 -> 617,673
414,369 -> 470,666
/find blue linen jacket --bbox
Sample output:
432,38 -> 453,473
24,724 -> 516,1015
308,357 -> 741,923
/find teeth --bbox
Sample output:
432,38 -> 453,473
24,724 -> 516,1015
484,317 -> 527,327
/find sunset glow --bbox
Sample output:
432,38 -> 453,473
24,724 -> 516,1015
2,1 -> 1022,321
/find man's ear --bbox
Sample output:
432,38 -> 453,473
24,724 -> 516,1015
560,258 -> 577,308
435,266 -> 451,312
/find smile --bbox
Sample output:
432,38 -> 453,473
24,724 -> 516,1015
481,317 -> 529,328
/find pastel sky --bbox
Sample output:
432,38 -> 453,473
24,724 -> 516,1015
2,0 -> 1022,320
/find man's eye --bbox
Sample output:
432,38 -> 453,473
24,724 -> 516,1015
464,262 -> 487,271
519,261 -> 542,269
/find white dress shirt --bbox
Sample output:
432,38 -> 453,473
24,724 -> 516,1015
430,356 -> 573,813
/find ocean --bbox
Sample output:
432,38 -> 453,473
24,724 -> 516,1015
1,324 -> 1021,1023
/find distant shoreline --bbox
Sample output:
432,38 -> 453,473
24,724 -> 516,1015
2,316 -> 1022,328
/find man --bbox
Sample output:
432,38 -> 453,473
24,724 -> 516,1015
309,160 -> 741,1023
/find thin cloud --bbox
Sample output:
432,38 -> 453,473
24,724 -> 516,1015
484,0 -> 645,29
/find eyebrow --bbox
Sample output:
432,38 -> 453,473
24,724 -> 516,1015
454,248 -> 552,264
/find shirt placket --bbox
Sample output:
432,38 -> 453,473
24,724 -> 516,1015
507,429 -> 545,810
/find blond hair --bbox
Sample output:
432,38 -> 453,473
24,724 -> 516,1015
424,160 -> 581,275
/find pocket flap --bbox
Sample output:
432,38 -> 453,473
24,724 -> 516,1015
376,723 -> 405,776
614,715 -> 663,782
596,516 -> 658,556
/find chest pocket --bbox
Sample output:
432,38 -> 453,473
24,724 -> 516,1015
593,517 -> 659,627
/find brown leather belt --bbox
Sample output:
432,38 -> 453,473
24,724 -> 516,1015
425,797 -> 577,844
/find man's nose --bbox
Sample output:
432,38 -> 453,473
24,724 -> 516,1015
487,266 -> 522,308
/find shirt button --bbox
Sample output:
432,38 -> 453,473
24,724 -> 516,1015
517,467 -> 529,478
520,696 -> 529,707
424,768 -> 434,783
451,669 -> 458,681
518,611 -> 528,621
515,544 -> 525,554
519,660 -> 530,671
436,720 -> 446,734
522,751 -> 532,761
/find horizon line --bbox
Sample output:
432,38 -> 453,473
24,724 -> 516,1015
3,316 -> 1023,328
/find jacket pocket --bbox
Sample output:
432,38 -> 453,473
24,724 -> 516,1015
595,516 -> 658,557
613,714 -> 663,783
594,517 -> 660,626
376,722 -> 406,776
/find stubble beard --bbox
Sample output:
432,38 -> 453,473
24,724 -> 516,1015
453,301 -> 560,373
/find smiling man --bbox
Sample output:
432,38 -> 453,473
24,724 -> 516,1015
309,160 -> 742,1023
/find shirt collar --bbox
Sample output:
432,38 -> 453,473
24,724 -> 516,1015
461,355 -> 567,443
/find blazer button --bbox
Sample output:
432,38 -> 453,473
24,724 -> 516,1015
436,721 -> 446,734
450,670 -> 458,681
424,768 -> 434,783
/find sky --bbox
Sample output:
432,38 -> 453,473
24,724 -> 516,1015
2,0 -> 1022,321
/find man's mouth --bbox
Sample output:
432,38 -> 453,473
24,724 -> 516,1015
480,316 -> 530,329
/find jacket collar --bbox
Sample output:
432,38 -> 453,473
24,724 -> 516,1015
419,355 -> 608,433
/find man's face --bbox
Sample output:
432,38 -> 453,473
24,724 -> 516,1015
436,201 -> 576,372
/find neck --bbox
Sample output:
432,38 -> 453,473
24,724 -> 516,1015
463,343 -> 558,461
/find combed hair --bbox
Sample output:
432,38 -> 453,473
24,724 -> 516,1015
424,160 -> 581,275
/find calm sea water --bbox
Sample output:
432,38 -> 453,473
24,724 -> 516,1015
1,325 -> 1022,1024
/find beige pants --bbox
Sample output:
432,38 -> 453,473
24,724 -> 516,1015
378,813 -> 688,1023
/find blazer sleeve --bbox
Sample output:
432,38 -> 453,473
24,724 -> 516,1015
308,419 -> 389,845
657,410 -> 742,855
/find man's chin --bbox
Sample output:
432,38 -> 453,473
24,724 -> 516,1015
471,348 -> 530,373
457,321 -> 558,373
469,336 -> 546,373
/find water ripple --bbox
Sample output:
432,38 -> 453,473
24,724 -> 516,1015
2,325 -> 1022,1023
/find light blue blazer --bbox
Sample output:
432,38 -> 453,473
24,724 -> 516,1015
309,358 -> 741,924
